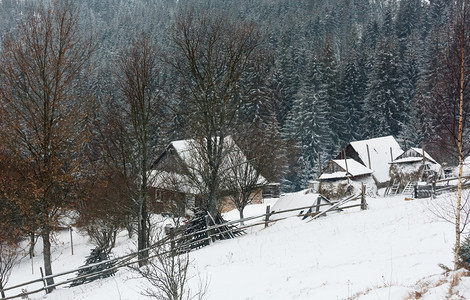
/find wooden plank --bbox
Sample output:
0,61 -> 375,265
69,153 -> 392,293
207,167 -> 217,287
307,194 -> 359,223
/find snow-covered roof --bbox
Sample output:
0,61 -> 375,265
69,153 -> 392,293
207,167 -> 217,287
270,190 -> 332,220
349,136 -> 403,184
152,136 -> 267,194
319,172 -> 349,180
391,148 -> 437,164
319,159 -> 373,180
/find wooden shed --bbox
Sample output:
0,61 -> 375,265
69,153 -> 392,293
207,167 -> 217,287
318,159 -> 375,200
389,148 -> 441,193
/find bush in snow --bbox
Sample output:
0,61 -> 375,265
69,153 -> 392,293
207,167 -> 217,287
459,235 -> 470,269
70,247 -> 116,286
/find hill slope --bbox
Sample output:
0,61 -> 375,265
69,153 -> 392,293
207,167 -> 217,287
5,193 -> 468,299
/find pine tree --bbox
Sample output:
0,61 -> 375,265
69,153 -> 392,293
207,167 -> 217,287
318,37 -> 346,148
398,33 -> 422,146
284,53 -> 332,188
341,49 -> 365,142
277,45 -> 301,127
414,28 -> 446,150
363,38 -> 404,138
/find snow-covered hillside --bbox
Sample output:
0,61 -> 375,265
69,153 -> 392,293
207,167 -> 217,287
5,193 -> 470,299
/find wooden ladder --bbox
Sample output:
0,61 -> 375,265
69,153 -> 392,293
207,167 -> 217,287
387,179 -> 400,195
402,181 -> 415,195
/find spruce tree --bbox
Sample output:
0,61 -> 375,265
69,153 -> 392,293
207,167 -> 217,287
363,39 -> 404,138
318,37 -> 346,148
341,50 -> 365,142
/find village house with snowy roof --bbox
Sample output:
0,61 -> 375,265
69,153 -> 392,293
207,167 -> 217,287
149,136 -> 274,216
318,135 -> 404,199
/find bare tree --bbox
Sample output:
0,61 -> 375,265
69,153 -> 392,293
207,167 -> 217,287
0,186 -> 22,300
135,233 -> 208,300
0,0 -> 95,290
455,2 -> 467,270
103,35 -> 166,265
170,9 -> 269,217
0,241 -> 20,299
428,190 -> 470,247
224,141 -> 267,223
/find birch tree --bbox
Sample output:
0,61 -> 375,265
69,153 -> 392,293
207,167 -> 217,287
428,0 -> 470,270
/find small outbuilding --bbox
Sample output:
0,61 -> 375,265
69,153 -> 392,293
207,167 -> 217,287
318,159 -> 375,200
389,147 -> 441,191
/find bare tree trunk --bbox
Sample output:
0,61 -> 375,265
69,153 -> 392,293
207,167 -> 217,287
207,187 -> 218,218
1,280 -> 5,299
455,9 -> 466,270
29,232 -> 35,259
138,198 -> 149,266
239,209 -> 244,226
42,230 -> 55,292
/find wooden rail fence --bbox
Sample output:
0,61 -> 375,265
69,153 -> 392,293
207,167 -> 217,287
0,192 -> 367,299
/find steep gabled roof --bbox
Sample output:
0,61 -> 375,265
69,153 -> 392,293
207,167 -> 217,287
348,136 -> 403,184
150,136 -> 267,193
391,147 -> 437,164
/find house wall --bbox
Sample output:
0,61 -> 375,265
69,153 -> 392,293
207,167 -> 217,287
218,188 -> 264,213
324,161 -> 344,173
400,149 -> 422,159
262,184 -> 280,198
149,187 -> 189,217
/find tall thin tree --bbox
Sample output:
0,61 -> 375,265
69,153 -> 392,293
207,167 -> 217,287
110,36 -> 165,265
170,9 -> 268,217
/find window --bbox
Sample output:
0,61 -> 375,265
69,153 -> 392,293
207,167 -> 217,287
155,190 -> 164,202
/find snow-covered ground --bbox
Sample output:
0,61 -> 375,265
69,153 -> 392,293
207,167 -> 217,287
4,192 -> 470,299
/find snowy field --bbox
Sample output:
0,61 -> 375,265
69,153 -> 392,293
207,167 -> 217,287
4,192 -> 470,299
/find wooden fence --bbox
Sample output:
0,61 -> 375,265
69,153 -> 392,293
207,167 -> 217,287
0,191 -> 367,299
413,176 -> 470,198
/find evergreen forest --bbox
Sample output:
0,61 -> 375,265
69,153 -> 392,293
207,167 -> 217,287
0,0 -> 464,192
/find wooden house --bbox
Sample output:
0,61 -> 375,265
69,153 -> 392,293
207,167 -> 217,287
318,158 -> 375,199
149,137 -> 271,215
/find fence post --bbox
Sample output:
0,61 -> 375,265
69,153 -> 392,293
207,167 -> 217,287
361,183 -> 367,210
40,267 -> 48,294
264,205 -> 271,228
315,197 -> 321,213
70,227 -> 74,255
